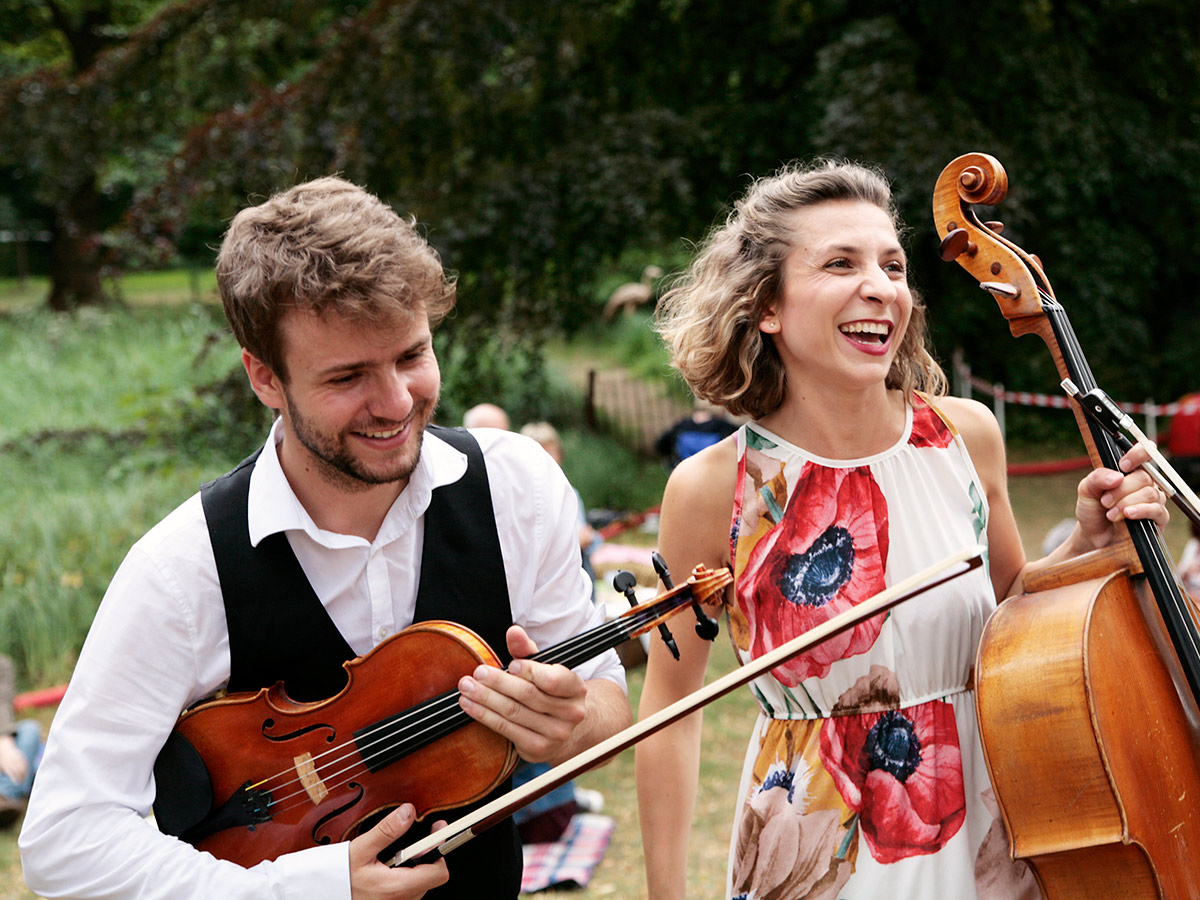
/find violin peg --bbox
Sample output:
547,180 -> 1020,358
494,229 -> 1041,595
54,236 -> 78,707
984,221 -> 1005,234
938,228 -> 976,261
611,569 -> 641,609
651,550 -> 675,590
611,570 -> 638,594
692,606 -> 720,641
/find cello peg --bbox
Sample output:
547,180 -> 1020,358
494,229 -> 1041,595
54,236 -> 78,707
939,228 -> 977,261
980,281 -> 1021,300
984,221 -> 1005,234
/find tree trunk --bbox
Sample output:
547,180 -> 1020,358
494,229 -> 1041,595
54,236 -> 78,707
46,179 -> 112,311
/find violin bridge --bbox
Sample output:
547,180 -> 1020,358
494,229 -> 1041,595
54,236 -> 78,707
294,752 -> 329,804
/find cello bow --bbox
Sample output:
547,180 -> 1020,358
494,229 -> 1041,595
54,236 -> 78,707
934,152 -> 1200,898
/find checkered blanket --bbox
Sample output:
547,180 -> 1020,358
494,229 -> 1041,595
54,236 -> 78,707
519,812 -> 616,894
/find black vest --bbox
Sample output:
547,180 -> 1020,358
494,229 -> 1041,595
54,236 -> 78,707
201,425 -> 521,899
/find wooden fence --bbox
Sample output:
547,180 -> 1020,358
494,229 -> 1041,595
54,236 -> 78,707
583,368 -> 692,456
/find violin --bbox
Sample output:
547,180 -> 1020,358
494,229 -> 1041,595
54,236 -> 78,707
934,153 -> 1200,898
152,563 -> 732,867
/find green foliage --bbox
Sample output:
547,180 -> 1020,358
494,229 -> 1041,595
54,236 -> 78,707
568,310 -> 687,398
0,302 -> 257,685
3,0 -> 1200,395
434,316 -> 581,429
560,428 -> 668,514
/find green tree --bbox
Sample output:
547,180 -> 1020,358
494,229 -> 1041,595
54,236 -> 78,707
4,0 -> 1198,408
0,0 -> 338,309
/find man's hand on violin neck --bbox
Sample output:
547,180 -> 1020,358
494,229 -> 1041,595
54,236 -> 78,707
457,625 -> 589,763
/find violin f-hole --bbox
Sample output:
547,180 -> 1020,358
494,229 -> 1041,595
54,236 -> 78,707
312,782 -> 364,846
262,719 -> 337,744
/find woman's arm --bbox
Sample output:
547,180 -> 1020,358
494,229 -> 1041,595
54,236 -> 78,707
939,396 -> 1168,602
635,438 -> 738,900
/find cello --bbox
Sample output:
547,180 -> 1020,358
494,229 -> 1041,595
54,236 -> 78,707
933,153 -> 1200,898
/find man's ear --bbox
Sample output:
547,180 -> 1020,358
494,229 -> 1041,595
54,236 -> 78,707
242,349 -> 284,410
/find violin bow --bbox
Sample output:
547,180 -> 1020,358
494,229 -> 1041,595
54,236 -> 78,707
388,544 -> 986,867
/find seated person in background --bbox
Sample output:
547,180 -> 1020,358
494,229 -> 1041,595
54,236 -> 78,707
0,652 -> 42,829
20,176 -> 630,900
462,402 -> 511,431
654,401 -> 738,470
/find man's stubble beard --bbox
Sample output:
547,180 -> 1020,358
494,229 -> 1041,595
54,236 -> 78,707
282,390 -> 440,492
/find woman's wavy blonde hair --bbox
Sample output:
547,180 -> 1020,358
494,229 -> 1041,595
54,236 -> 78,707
656,159 -> 945,419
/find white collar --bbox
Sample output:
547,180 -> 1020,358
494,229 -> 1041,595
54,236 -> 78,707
245,419 -> 468,549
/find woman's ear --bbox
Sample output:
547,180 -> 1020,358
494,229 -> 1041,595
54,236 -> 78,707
759,308 -> 781,334
241,348 -> 284,410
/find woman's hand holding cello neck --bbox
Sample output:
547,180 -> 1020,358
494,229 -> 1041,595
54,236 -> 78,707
1073,442 -> 1170,549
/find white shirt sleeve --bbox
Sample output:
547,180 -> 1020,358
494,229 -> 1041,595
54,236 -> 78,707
473,430 -> 626,691
18,499 -> 353,900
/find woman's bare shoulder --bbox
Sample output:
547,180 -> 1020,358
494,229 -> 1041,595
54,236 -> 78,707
928,394 -> 1007,488
929,395 -> 1002,445
663,433 -> 739,509
658,433 -> 740,567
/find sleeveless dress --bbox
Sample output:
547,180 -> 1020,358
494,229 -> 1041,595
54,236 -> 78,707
724,396 -> 1039,900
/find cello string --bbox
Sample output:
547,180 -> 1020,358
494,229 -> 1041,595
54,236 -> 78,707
1043,291 -> 1200,667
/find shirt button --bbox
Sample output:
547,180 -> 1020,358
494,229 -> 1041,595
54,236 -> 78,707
378,626 -> 391,640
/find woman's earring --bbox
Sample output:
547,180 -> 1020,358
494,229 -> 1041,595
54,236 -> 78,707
761,318 -> 779,333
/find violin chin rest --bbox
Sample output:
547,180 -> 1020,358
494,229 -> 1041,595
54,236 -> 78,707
153,730 -> 214,839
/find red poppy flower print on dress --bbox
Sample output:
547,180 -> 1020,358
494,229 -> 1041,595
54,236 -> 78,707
819,700 -> 966,864
737,463 -> 889,685
909,400 -> 954,449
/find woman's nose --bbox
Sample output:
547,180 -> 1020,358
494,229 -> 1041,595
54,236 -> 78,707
862,266 -> 900,304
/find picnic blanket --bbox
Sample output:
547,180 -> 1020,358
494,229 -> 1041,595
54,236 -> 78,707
520,812 -> 615,894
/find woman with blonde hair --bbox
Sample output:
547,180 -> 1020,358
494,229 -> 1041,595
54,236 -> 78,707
634,159 -> 1166,899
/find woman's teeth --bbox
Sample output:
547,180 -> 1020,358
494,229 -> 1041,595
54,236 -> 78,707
840,322 -> 890,342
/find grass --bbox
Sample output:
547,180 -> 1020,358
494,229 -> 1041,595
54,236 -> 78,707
0,281 -> 1193,898
0,271 -> 219,311
0,300 -> 259,689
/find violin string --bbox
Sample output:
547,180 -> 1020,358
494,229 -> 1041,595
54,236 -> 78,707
267,586 -> 704,815
265,592 -> 716,819
251,608 -> 639,791
261,611 -> 653,818
240,591 -> 695,818
257,588 -> 693,811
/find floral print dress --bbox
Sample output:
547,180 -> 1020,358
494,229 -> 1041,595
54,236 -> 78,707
724,396 -> 1038,900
